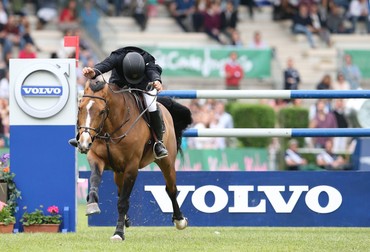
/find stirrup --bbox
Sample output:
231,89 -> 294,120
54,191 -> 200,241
153,141 -> 168,159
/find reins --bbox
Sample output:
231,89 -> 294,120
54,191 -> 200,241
97,84 -> 156,144
78,69 -> 157,144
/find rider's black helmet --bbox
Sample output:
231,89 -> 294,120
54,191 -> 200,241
122,52 -> 145,85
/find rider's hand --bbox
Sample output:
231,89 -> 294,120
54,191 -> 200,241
82,67 -> 96,79
153,80 -> 163,92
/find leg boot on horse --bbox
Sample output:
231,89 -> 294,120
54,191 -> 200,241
150,110 -> 168,159
86,167 -> 102,215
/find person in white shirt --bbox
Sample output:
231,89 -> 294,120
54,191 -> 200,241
316,139 -> 352,170
285,139 -> 307,170
213,100 -> 234,149
332,71 -> 351,90
348,0 -> 369,33
248,31 -> 268,49
0,69 -> 8,99
0,2 -> 7,25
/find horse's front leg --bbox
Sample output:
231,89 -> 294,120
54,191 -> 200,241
166,185 -> 188,230
86,161 -> 103,215
111,168 -> 138,242
160,162 -> 188,230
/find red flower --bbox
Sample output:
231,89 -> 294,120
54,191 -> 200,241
47,205 -> 59,214
2,167 -> 9,173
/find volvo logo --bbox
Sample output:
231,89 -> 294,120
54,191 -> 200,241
21,86 -> 63,96
145,185 -> 343,214
14,62 -> 70,118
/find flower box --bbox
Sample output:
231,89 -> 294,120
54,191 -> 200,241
0,222 -> 14,233
20,205 -> 62,233
23,224 -> 60,233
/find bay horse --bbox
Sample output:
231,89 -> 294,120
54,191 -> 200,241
76,79 -> 191,241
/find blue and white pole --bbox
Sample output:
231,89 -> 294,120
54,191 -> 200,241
9,59 -> 77,232
159,89 -> 370,99
183,128 -> 370,137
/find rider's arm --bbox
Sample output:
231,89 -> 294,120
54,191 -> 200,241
146,61 -> 162,83
93,52 -> 120,78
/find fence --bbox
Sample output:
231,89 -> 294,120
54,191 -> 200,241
85,89 -> 370,227
159,89 -> 370,137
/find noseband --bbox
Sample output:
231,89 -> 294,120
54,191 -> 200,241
78,94 -> 109,141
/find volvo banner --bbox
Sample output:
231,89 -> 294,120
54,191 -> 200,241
9,59 -> 77,232
81,171 -> 370,227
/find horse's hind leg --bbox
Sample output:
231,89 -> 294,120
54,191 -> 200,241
111,168 -> 138,242
160,162 -> 188,230
86,162 -> 103,215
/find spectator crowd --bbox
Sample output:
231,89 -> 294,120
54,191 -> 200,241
0,0 -> 366,171
0,0 -> 101,148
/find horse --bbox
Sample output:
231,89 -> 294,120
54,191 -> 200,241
76,79 -> 192,241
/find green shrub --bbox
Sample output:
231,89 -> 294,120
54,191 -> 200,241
278,106 -> 309,148
230,103 -> 276,148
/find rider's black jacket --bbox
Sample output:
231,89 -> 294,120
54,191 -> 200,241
93,46 -> 162,90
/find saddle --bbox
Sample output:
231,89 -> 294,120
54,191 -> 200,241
130,91 -> 166,139
131,91 -> 150,125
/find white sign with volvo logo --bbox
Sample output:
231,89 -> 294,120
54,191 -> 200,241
145,185 -> 343,214
10,59 -> 76,125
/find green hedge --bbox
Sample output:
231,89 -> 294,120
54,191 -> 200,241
229,103 -> 276,148
278,106 -> 309,148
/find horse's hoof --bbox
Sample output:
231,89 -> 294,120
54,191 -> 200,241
174,217 -> 188,230
110,234 -> 124,242
86,202 -> 101,215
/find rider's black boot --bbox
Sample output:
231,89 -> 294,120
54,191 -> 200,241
68,137 -> 78,147
149,110 -> 168,159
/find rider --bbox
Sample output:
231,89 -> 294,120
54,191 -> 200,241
69,46 -> 168,159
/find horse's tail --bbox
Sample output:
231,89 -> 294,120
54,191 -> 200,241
158,97 -> 192,155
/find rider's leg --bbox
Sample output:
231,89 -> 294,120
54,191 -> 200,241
69,138 -> 78,147
144,89 -> 168,159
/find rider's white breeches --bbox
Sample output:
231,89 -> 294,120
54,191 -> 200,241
144,89 -> 157,112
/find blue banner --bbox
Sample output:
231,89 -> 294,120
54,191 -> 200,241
12,125 -> 76,232
80,171 -> 370,227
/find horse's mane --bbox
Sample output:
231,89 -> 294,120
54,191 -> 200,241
89,80 -> 106,92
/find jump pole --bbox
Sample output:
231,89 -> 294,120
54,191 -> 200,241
183,128 -> 370,137
159,90 -> 370,99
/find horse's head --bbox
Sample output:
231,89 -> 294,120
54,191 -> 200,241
76,80 -> 109,153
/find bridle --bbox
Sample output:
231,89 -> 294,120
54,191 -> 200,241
77,70 -> 157,146
77,94 -> 110,143
77,85 -> 149,145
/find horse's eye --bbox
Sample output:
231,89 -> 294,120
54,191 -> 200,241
99,110 -> 105,116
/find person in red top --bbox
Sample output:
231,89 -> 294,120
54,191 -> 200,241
224,51 -> 244,90
59,0 -> 78,23
18,42 -> 36,58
